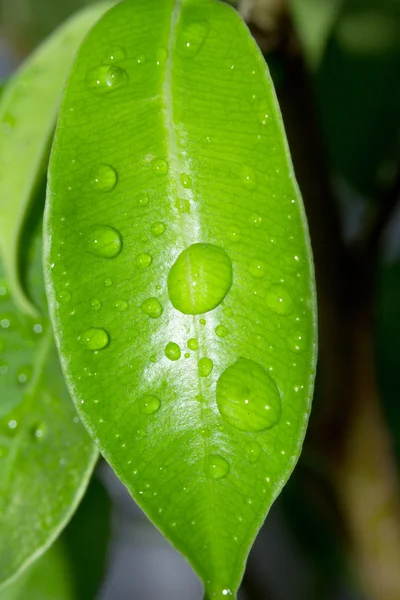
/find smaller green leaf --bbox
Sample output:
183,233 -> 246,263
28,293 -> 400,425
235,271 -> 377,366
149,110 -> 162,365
0,2 -> 112,317
0,208 -> 97,589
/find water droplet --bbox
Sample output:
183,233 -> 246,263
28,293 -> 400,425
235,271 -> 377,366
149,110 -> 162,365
156,47 -> 168,66
139,394 -> 161,415
227,228 -> 241,243
87,65 -> 128,91
215,324 -> 229,338
184,352 -> 190,359
136,53 -> 146,64
199,318 -> 206,326
180,173 -> 192,188
0,446 -> 9,459
249,258 -> 267,278
87,225 -> 122,258
195,394 -> 204,402
246,441 -> 262,463
249,213 -> 262,227
79,328 -> 110,350
17,364 -> 33,385
57,289 -> 71,304
187,338 -> 198,351
175,198 -> 190,213
179,20 -> 209,58
266,286 -> 293,315
136,193 -> 149,206
104,46 -> 126,63
241,166 -> 256,189
292,331 -> 307,352
89,164 -> 118,192
114,299 -> 129,312
141,297 -> 163,319
198,357 -> 213,377
0,283 -> 9,299
223,306 -> 233,318
168,243 -> 233,315
216,358 -> 281,432
205,454 -> 230,480
165,342 -> 181,361
152,158 -> 168,174
258,103 -> 269,125
150,222 -> 166,237
33,323 -> 43,335
0,316 -> 11,330
31,422 -> 47,442
136,253 -> 152,269
91,298 -> 102,310
6,419 -> 18,435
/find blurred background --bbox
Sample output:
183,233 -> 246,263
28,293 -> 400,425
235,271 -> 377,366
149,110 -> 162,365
1,0 -> 400,598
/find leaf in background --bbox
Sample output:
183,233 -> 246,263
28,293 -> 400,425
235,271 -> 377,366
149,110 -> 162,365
44,0 -> 317,596
0,2 -> 112,317
64,475 -> 111,600
0,198 -> 97,587
0,542 -> 73,600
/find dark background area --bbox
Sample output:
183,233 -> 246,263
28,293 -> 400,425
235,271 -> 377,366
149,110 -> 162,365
1,0 -> 400,598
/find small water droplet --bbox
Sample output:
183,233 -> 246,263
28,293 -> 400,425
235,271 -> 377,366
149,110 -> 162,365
104,46 -> 126,63
175,198 -> 190,213
136,53 -> 146,64
180,173 -> 192,188
198,357 -> 213,377
195,394 -> 204,402
150,222 -> 166,237
141,297 -> 163,319
187,338 -> 198,351
91,298 -> 102,310
246,441 -> 262,463
87,225 -> 122,258
114,299 -> 129,312
292,331 -> 307,352
89,164 -> 118,192
168,243 -> 233,315
87,65 -> 128,91
249,213 -> 262,227
249,258 -> 267,278
6,419 -> 18,435
156,47 -> 168,66
241,166 -> 256,189
33,323 -> 43,335
266,286 -> 293,315
179,20 -> 209,58
227,228 -> 241,243
223,306 -> 233,318
79,328 -> 110,350
152,158 -> 168,174
105,278 -> 113,287
136,193 -> 149,206
199,318 -> 206,326
31,422 -> 47,442
139,394 -> 161,415
216,358 -> 281,432
165,342 -> 181,361
57,289 -> 71,304
205,454 -> 230,480
136,253 -> 152,269
17,364 -> 33,385
215,324 -> 229,338
0,283 -> 9,299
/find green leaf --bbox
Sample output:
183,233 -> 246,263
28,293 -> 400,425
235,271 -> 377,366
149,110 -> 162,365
0,2 -> 112,317
44,0 -> 317,596
0,542 -> 73,600
0,203 -> 97,587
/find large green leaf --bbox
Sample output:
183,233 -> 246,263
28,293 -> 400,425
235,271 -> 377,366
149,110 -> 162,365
0,202 -> 97,587
0,2 -> 112,317
44,0 -> 317,596
0,542 -> 73,600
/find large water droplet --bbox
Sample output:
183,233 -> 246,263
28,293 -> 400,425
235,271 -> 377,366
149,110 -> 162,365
139,394 -> 161,416
141,298 -> 163,319
165,342 -> 181,361
150,222 -> 166,237
187,338 -> 198,351
205,454 -> 230,480
87,225 -> 122,258
215,324 -> 229,338
136,253 -> 152,269
79,328 -> 110,350
249,258 -> 267,278
168,243 -> 233,315
179,21 -> 209,58
198,357 -> 213,377
89,164 -> 118,192
266,286 -> 293,315
216,358 -> 281,432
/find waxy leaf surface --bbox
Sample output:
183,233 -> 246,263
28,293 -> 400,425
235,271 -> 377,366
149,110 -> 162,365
0,2 -> 111,317
0,217 -> 97,587
45,0 -> 317,596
